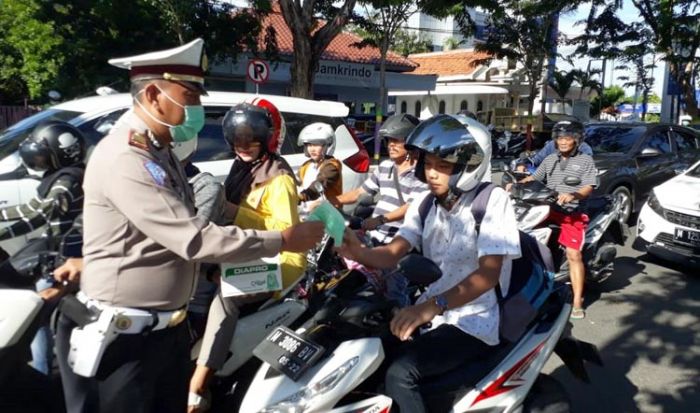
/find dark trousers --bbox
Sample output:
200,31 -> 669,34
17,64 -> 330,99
56,313 -> 190,413
385,324 -> 494,413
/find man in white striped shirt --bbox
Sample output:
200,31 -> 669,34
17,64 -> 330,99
336,114 -> 427,245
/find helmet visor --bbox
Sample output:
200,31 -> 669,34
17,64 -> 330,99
19,140 -> 51,171
406,115 -> 484,170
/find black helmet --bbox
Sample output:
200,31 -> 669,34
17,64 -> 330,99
19,121 -> 86,171
222,103 -> 273,150
551,120 -> 584,142
378,114 -> 420,141
406,115 -> 488,193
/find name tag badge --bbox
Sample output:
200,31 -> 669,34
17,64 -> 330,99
220,255 -> 282,297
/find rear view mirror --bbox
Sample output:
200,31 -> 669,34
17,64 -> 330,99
398,254 -> 442,286
639,147 -> 662,157
564,176 -> 582,186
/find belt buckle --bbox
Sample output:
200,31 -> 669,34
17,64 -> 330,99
167,309 -> 187,327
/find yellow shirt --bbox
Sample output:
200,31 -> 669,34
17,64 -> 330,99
234,174 -> 306,292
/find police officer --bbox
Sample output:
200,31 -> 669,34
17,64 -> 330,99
55,38 -> 323,413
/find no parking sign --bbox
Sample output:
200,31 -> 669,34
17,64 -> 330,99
247,59 -> 270,84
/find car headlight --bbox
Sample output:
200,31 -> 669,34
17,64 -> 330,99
647,191 -> 665,218
259,357 -> 359,413
597,169 -> 607,175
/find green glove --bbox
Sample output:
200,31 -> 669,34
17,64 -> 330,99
307,201 -> 346,247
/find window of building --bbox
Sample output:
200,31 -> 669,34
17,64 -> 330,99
460,100 -> 468,111
477,100 -> 483,112
414,101 -> 421,117
400,101 -> 407,114
438,100 -> 446,114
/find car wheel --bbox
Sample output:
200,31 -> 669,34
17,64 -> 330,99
611,186 -> 633,224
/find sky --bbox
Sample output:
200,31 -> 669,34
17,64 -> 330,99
556,1 -> 666,98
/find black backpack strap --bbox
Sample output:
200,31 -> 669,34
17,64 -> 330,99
470,182 -> 496,235
418,193 -> 435,229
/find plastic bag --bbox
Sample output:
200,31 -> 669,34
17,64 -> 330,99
307,201 -> 345,247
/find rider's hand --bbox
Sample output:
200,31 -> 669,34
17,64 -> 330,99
54,257 -> 83,284
557,193 -> 576,205
361,216 -> 382,231
505,183 -> 513,192
390,301 -> 441,341
336,228 -> 363,261
280,222 -> 324,253
39,286 -> 66,303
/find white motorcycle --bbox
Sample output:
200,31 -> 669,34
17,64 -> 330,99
503,168 -> 627,283
239,254 -> 602,413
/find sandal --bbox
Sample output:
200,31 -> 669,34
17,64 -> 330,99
570,308 -> 585,320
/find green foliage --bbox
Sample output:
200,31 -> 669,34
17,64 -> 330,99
0,0 -> 64,102
0,0 -> 272,104
392,29 -> 431,56
590,85 -> 625,117
549,70 -> 575,100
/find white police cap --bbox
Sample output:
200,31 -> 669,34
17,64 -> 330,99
108,38 -> 208,94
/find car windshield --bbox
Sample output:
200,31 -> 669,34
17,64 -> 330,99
0,108 -> 82,161
584,125 -> 646,154
687,163 -> 700,178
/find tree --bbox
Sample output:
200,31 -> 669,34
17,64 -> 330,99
570,68 -> 602,100
615,26 -> 657,120
466,0 -> 575,116
391,29 -> 431,56
1,0 -> 273,103
278,0 -> 357,98
0,0 -> 64,103
590,85 -> 625,118
549,70 -> 575,103
443,36 -> 461,51
575,0 -> 700,119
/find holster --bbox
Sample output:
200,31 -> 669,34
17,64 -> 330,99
58,294 -> 99,328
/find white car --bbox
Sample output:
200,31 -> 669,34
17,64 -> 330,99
0,92 -> 370,253
635,160 -> 700,267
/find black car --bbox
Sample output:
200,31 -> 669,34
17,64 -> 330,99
587,122 -> 700,222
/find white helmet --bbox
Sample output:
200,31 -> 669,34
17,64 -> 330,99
406,114 -> 491,193
298,122 -> 336,157
172,136 -> 198,162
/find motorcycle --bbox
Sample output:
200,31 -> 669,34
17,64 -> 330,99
0,238 -> 65,410
239,254 -> 602,413
502,167 -> 627,282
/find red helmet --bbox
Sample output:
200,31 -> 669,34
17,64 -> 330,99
246,97 -> 286,154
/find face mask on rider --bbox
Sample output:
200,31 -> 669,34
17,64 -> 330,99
135,85 -> 205,143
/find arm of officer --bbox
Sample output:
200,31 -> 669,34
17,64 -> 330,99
107,153 -> 282,263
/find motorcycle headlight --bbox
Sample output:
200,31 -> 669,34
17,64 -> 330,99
259,357 -> 359,413
647,191 -> 665,218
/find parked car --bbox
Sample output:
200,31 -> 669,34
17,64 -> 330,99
634,160 -> 700,267
586,122 -> 700,223
0,92 -> 370,253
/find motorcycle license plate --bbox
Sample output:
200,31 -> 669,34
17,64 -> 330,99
674,228 -> 700,247
253,326 -> 324,381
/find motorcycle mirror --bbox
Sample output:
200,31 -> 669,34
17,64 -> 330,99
563,176 -> 582,186
398,254 -> 442,286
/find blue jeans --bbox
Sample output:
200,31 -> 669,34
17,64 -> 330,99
385,325 -> 494,413
30,278 -> 54,375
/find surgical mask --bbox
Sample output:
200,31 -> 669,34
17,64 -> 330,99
135,86 -> 205,142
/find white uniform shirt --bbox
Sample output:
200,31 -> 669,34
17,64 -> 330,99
397,187 -> 521,345
298,162 -> 320,219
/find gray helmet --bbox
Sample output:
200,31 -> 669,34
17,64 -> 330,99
406,115 -> 488,193
551,120 -> 584,143
298,122 -> 336,157
378,114 -> 420,141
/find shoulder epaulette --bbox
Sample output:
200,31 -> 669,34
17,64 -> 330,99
128,130 -> 149,151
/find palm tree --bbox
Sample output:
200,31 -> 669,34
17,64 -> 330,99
571,69 -> 602,100
549,70 -> 576,103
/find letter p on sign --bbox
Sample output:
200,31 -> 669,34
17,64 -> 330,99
247,59 -> 270,84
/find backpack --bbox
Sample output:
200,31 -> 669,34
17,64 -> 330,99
417,182 -> 555,342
